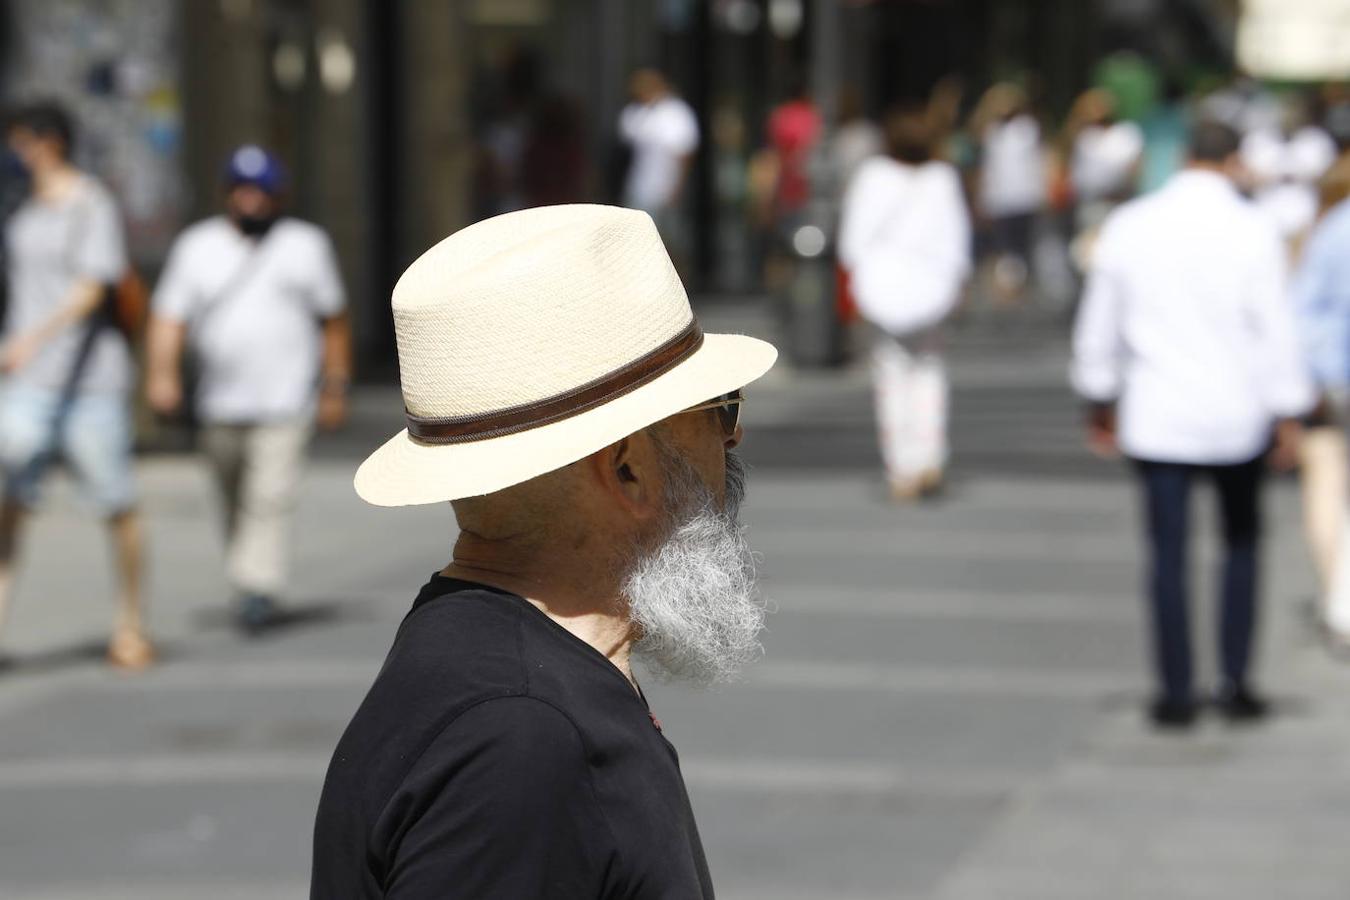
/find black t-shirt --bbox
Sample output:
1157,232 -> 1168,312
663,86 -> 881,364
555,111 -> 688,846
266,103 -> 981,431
311,576 -> 714,899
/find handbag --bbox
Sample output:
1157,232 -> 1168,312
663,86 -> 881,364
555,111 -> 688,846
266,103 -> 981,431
66,181 -> 145,345
108,269 -> 149,343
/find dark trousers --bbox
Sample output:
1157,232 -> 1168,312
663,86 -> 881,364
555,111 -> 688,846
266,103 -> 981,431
1133,457 -> 1265,704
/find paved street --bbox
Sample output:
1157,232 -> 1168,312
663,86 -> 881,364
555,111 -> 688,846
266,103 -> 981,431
1,299 -> 1348,899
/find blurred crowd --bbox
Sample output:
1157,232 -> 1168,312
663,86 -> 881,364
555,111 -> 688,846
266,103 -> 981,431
5,60 -> 1350,733
0,102 -> 351,667
818,70 -> 1350,726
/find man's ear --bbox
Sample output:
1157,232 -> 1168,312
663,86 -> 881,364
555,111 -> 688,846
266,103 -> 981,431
589,433 -> 663,523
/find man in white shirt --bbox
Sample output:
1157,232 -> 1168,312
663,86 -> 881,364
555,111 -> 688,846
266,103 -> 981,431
0,102 -> 151,669
618,69 -> 699,258
1072,120 -> 1312,729
145,145 -> 351,633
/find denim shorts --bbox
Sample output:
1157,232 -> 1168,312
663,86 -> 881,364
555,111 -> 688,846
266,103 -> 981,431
0,384 -> 137,514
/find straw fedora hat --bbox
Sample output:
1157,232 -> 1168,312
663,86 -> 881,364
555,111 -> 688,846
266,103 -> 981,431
355,204 -> 778,507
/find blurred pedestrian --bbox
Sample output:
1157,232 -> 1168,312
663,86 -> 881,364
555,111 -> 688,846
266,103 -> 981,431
1242,92 -> 1336,246
971,83 -> 1045,304
312,204 -> 776,897
0,101 -> 151,669
618,68 -> 699,260
1064,88 -> 1143,269
765,78 -> 822,233
1072,120 -> 1313,728
829,86 -> 883,201
1289,132 -> 1350,616
752,78 -> 823,292
1293,181 -> 1350,649
838,104 -> 971,500
144,145 -> 350,634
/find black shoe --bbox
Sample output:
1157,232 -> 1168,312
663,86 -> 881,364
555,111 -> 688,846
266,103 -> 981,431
236,594 -> 281,637
1148,696 -> 1199,730
1216,684 -> 1270,723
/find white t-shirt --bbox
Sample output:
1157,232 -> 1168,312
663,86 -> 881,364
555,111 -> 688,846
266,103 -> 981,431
1242,126 -> 1337,239
152,216 -> 345,423
619,96 -> 700,212
837,158 -> 972,336
1071,121 -> 1144,203
979,114 -> 1045,218
1072,171 -> 1313,464
4,175 -> 130,394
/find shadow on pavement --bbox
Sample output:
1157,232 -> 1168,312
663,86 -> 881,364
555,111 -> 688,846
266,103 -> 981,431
191,598 -> 375,639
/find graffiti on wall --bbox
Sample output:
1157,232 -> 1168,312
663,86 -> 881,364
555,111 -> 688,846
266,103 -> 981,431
4,0 -> 184,263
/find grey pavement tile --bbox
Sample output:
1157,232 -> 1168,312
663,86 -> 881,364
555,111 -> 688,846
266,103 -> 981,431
758,551 -> 1142,598
0,684 -> 355,760
694,788 -> 1005,900
757,612 -> 1143,673
643,684 -> 1101,778
0,316 -> 1343,898
0,781 -> 318,888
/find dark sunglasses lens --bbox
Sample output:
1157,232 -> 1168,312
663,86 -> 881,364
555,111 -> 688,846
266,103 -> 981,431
716,404 -> 737,435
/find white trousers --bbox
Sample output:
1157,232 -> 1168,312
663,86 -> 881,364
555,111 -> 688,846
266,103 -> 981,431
201,419 -> 312,597
870,336 -> 948,483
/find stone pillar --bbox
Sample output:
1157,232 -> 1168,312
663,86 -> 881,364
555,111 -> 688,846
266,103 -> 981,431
179,0 -> 271,221
396,1 -> 472,261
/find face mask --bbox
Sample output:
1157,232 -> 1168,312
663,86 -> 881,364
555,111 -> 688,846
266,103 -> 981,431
235,212 -> 277,237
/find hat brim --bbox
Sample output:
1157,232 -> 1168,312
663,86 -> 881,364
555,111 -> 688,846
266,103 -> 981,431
354,333 -> 778,507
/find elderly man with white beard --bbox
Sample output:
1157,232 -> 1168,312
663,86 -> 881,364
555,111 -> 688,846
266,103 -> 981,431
311,205 -> 777,899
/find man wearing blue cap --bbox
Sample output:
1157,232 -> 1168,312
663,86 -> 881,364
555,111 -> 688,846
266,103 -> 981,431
146,144 -> 351,633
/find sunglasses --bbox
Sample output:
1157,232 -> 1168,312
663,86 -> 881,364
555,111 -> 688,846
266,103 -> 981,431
682,388 -> 744,437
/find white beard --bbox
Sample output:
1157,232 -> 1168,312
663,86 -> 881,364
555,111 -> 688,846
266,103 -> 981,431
624,447 -> 765,685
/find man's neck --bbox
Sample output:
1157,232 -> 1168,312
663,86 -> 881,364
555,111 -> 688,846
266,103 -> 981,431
1183,161 -> 1230,178
32,162 -> 79,202
442,534 -> 638,689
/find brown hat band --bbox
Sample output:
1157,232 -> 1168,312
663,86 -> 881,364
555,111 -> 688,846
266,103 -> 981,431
405,320 -> 705,445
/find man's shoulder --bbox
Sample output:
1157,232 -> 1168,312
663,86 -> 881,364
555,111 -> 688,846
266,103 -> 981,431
323,586 -> 532,766
173,216 -> 235,250
1094,191 -> 1158,247
317,585 -> 545,811
388,582 -> 530,685
272,217 -> 331,246
74,174 -> 117,208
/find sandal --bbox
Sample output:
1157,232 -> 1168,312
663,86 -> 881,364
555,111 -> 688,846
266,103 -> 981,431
107,627 -> 155,672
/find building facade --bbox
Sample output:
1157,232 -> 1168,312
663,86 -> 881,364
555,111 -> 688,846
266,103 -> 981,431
1,0 -> 1241,368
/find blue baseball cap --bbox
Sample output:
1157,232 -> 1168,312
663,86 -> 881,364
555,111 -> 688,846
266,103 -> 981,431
224,144 -> 285,194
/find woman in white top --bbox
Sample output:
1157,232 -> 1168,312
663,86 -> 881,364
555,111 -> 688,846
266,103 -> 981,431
838,104 -> 973,500
971,84 -> 1045,301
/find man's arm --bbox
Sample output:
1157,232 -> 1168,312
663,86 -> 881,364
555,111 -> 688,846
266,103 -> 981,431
317,312 -> 352,431
1251,227 -> 1316,470
309,233 -> 351,431
1070,240 -> 1127,458
378,698 -> 611,899
0,277 -> 104,374
143,236 -> 198,417
144,315 -> 187,416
